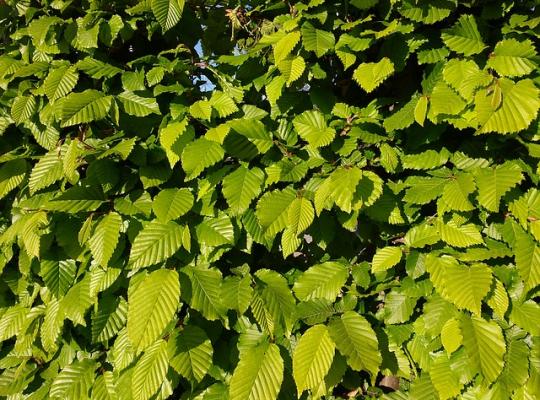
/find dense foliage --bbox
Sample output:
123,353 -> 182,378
0,0 -> 539,398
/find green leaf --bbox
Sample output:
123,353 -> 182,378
40,259 -> 77,298
132,339 -> 169,400
50,359 -> 96,399
118,91 -> 160,117
441,318 -> 462,355
287,197 -> 314,236
151,0 -> 185,31
43,66 -> 79,102
169,325 -> 213,382
279,56 -> 306,86
91,296 -> 128,343
328,311 -> 381,377
273,31 -> 301,63
152,188 -> 193,221
443,59 -> 492,101
128,220 -> 183,270
301,23 -> 335,57
89,212 -> 122,267
293,324 -> 335,396
127,269 -> 180,352
441,15 -> 486,56
474,162 -> 523,212
28,148 -> 64,194
414,95 -> 428,126
426,255 -> 492,315
182,266 -> 225,320
256,187 -> 296,236
159,119 -> 195,167
293,110 -> 336,148
487,39 -> 537,77
460,315 -> 506,384
253,269 -> 296,337
475,78 -> 540,134
372,246 -> 402,273
0,159 -> 27,200
441,173 -> 476,211
383,291 -> 417,324
222,274 -> 253,314
181,138 -> 225,181
61,90 -> 112,127
11,95 -> 36,125
229,342 -> 284,400
222,166 -> 264,215
196,214 -> 235,247
437,220 -> 483,248
353,58 -> 394,93
400,0 -> 455,24
512,226 -> 540,292
293,261 -> 349,302
429,353 -> 462,400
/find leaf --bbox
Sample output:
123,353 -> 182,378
414,96 -> 428,126
279,56 -> 306,86
40,259 -> 77,298
222,166 -> 264,215
43,66 -> 79,102
287,197 -> 314,236
152,188 -> 193,221
328,311 -> 381,377
89,212 -> 122,267
372,246 -> 402,273
512,226 -> 540,292
474,162 -> 523,212
182,266 -> 225,320
383,291 -> 417,324
222,275 -> 253,314
50,359 -> 96,399
118,91 -> 160,117
441,173 -> 476,211
169,325 -> 213,382
293,261 -> 349,302
441,15 -> 486,56
0,159 -> 27,200
256,187 -> 296,236
293,110 -> 336,148
61,90 -> 112,127
475,78 -> 540,134
426,255 -> 492,315
132,339 -> 169,400
28,148 -> 64,194
353,58 -> 394,93
437,220 -> 483,248
441,318 -> 462,355
229,342 -> 284,400
196,214 -> 235,247
127,269 -> 180,352
128,220 -> 183,270
151,0 -> 185,31
487,39 -> 537,77
159,119 -> 194,167
429,353 -> 462,400
301,23 -> 335,57
11,95 -> 36,125
273,31 -> 301,63
181,138 -> 225,180
293,324 -> 335,396
443,59 -> 492,101
91,296 -> 128,343
253,269 -> 296,337
460,315 -> 506,384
